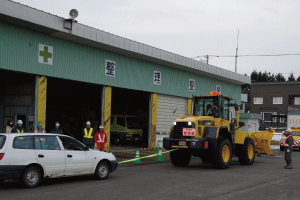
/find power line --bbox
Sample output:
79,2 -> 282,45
202,53 -> 300,58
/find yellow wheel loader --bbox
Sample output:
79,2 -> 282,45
163,92 -> 275,169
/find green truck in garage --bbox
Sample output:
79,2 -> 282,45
110,115 -> 144,145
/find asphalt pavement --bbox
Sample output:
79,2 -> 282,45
1,148 -> 300,200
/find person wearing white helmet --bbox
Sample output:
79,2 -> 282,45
51,121 -> 64,134
282,128 -> 294,169
11,120 -> 25,133
94,125 -> 107,151
82,121 -> 95,149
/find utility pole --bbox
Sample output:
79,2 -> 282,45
204,55 -> 209,64
235,29 -> 239,73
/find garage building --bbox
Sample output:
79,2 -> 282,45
0,1 -> 250,150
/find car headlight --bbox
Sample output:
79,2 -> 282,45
188,122 -> 192,126
174,122 -> 177,125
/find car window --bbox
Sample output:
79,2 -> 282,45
117,117 -> 125,127
0,135 -> 6,149
13,136 -> 34,149
59,136 -> 86,151
35,136 -> 61,150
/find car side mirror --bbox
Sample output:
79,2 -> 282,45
239,122 -> 245,127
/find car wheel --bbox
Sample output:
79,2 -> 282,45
94,161 -> 110,180
21,166 -> 42,188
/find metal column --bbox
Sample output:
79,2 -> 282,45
103,86 -> 112,152
187,98 -> 192,116
37,76 -> 47,129
150,93 -> 157,149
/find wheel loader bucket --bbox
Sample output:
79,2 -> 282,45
248,127 -> 275,156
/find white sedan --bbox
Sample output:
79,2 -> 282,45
0,133 -> 118,188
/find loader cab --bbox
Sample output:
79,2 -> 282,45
193,92 -> 230,120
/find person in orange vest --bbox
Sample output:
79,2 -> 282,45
11,120 -> 25,133
282,128 -> 294,169
94,125 -> 107,151
82,121 -> 95,149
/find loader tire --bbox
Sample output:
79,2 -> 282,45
201,154 -> 212,163
212,138 -> 232,169
238,138 -> 255,165
280,146 -> 284,151
170,149 -> 191,167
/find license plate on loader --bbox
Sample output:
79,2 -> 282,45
179,141 -> 186,146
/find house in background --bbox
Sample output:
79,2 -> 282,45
250,81 -> 300,130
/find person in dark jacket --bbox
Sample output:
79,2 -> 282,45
282,128 -> 293,169
82,121 -> 95,149
11,120 -> 25,133
51,122 -> 64,134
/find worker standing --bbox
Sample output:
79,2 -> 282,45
6,120 -> 14,133
51,122 -> 64,134
94,125 -> 107,151
34,123 -> 45,133
82,121 -> 95,149
282,128 -> 293,169
11,120 -> 25,133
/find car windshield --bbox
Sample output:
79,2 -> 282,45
292,131 -> 300,136
127,117 -> 143,129
0,135 -> 6,149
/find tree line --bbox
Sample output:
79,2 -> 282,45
249,70 -> 300,82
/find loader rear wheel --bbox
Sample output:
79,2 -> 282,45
238,138 -> 255,165
280,146 -> 284,151
170,149 -> 191,167
212,138 -> 232,169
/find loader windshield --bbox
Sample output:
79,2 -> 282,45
194,97 -> 219,117
193,96 -> 229,120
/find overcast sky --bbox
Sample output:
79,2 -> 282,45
15,0 -> 300,79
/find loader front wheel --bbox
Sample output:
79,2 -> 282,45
238,138 -> 255,165
170,149 -> 191,167
212,138 -> 232,169
201,153 -> 212,163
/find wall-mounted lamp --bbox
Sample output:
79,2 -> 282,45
63,9 -> 78,30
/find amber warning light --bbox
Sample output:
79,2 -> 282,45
209,92 -> 220,95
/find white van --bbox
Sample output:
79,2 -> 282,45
0,133 -> 118,188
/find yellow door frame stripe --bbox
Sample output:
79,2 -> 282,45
104,86 -> 112,152
187,98 -> 192,116
151,93 -> 157,149
37,76 -> 47,129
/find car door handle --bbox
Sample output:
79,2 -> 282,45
38,154 -> 44,158
67,154 -> 72,158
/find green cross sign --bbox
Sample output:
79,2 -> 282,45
39,46 -> 52,63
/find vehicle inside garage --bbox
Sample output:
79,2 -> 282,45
46,77 -> 103,141
110,87 -> 149,149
